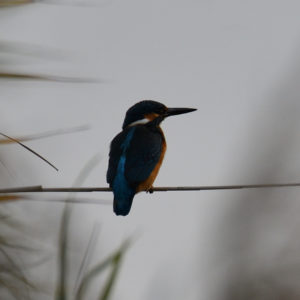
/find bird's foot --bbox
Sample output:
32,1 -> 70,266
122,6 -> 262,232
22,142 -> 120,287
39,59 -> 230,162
147,187 -> 154,194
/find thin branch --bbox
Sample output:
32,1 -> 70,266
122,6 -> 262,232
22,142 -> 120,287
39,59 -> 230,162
1,182 -> 300,194
20,197 -> 111,205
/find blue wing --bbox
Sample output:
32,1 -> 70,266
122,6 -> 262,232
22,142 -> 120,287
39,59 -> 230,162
106,127 -> 133,185
107,127 -> 136,216
107,125 -> 163,187
124,125 -> 163,184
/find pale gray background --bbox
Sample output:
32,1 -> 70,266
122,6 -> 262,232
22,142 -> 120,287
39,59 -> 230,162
1,1 -> 300,299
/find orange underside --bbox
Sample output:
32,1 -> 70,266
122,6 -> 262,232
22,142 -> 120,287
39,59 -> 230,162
136,128 -> 166,193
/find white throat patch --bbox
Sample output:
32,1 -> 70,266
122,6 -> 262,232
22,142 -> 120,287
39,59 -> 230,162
128,118 -> 150,127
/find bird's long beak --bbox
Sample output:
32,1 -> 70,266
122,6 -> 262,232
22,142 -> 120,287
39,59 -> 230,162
165,107 -> 197,117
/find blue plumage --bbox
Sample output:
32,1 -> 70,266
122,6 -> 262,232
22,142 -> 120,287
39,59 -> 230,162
110,128 -> 136,215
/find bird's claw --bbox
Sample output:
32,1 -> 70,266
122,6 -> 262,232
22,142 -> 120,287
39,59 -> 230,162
147,187 -> 154,194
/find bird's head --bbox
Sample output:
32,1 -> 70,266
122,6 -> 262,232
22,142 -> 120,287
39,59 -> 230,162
122,100 -> 196,129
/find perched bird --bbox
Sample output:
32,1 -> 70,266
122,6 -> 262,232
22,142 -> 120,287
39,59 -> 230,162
107,100 -> 196,216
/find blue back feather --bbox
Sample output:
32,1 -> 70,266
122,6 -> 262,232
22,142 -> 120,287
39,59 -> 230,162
112,128 -> 135,215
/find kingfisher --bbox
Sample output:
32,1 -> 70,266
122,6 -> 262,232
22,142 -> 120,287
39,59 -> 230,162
107,100 -> 196,216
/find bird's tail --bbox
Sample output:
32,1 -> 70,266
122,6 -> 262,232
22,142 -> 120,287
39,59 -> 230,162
113,192 -> 135,216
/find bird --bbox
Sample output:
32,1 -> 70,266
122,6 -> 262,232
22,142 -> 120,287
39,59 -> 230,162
107,100 -> 196,216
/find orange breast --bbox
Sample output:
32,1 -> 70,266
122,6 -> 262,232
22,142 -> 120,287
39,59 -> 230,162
136,128 -> 166,193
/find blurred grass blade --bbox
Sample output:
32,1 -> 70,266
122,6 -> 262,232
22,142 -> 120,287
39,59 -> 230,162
99,251 -> 122,300
0,40 -> 67,60
0,277 -> 27,300
0,195 -> 27,201
0,246 -> 36,300
76,255 -> 112,300
56,205 -> 70,300
0,0 -> 33,6
0,125 -> 89,144
0,132 -> 58,171
0,247 -> 34,289
76,239 -> 131,300
0,72 -> 98,83
56,154 -> 102,300
0,237 -> 37,252
74,223 -> 101,293
0,0 -> 101,6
